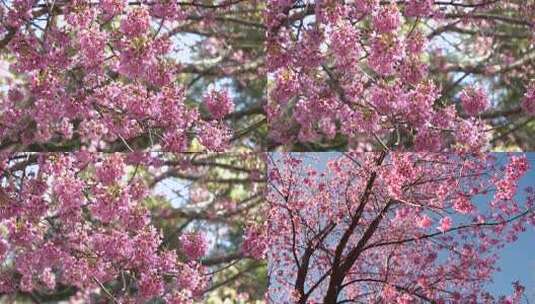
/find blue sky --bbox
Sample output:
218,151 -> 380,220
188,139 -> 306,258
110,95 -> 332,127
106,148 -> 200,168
485,153 -> 535,302
270,152 -> 535,302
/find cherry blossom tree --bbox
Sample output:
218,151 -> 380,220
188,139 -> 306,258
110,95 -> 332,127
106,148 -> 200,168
267,152 -> 534,303
266,0 -> 535,151
0,152 -> 267,303
0,0 -> 266,152
2,1 -> 534,152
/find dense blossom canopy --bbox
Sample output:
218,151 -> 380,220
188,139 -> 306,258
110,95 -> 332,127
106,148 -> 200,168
267,152 -> 534,303
0,152 -> 266,303
0,0 -> 265,152
266,0 -> 535,151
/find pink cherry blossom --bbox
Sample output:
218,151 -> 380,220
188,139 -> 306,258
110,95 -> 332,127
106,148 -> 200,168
266,0 -> 533,150
417,214 -> 433,229
405,0 -> 434,17
0,153 -> 266,302
120,7 -> 150,38
453,196 -> 475,214
373,4 -> 401,34
180,232 -> 208,260
242,223 -> 267,260
39,268 -> 56,290
100,0 -> 125,18
203,89 -> 235,120
354,0 -> 379,14
521,83 -> 535,115
460,86 -> 489,116
0,0 -> 258,152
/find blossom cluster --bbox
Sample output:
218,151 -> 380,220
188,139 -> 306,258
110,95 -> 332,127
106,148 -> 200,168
0,1 -> 245,151
242,223 -> 267,260
180,232 -> 208,261
265,0 -> 532,151
0,153 -> 212,303
0,152 -> 269,302
522,82 -> 535,116
460,86 -> 489,117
